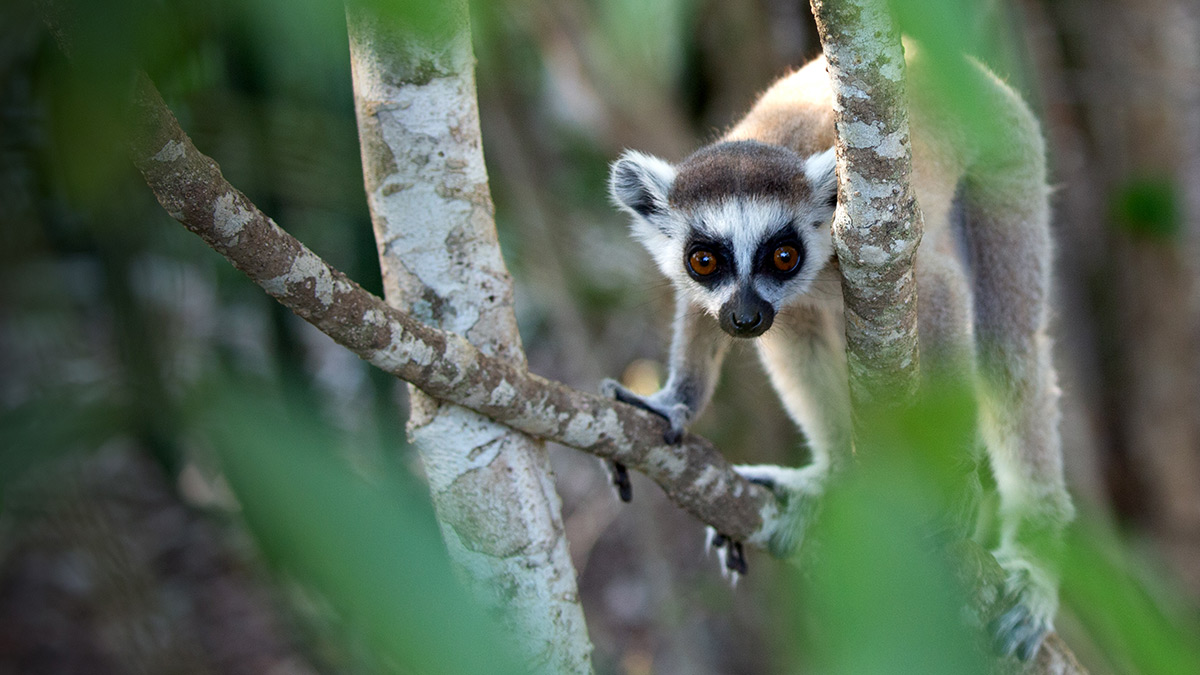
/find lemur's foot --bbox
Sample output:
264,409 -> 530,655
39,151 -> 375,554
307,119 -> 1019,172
706,527 -> 748,583
733,464 -> 825,559
988,550 -> 1058,661
600,378 -> 691,444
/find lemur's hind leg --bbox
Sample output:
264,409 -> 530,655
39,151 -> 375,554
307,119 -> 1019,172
960,92 -> 1074,661
601,294 -> 729,500
915,245 -> 986,540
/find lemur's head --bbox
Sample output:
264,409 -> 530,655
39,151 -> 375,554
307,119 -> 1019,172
610,140 -> 838,338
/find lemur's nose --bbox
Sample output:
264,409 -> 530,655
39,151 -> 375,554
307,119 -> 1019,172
732,312 -> 762,331
720,287 -> 774,338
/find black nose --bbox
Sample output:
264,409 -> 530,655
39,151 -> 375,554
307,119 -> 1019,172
719,287 -> 774,338
732,311 -> 762,331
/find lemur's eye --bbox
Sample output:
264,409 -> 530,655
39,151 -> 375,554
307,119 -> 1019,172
688,250 -> 718,276
772,245 -> 800,273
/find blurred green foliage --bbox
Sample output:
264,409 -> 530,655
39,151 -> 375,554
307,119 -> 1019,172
1062,518 -> 1200,674
790,378 -> 1200,675
207,383 -> 522,675
794,379 -> 988,674
890,0 -> 1033,160
1111,177 -> 1184,240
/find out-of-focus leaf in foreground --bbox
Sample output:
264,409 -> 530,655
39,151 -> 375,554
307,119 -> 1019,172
1061,516 -> 1200,675
205,386 -> 521,675
798,380 -> 990,675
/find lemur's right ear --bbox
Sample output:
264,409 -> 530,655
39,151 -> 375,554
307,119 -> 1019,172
609,151 -> 676,221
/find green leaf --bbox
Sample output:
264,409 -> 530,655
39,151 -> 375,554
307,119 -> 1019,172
206,387 -> 521,675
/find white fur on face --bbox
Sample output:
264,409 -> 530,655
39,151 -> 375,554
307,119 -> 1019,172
610,150 -> 838,320
670,196 -> 835,315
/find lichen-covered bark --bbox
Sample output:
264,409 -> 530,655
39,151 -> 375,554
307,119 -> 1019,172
810,0 -> 923,409
344,4 -> 592,672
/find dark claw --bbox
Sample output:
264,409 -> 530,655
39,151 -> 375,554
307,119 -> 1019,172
726,541 -> 748,576
663,426 -> 683,445
708,530 -> 749,576
989,605 -> 1025,638
1017,626 -> 1047,662
611,460 -> 632,503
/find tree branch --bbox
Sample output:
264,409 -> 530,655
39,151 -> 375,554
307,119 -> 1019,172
126,73 -> 775,545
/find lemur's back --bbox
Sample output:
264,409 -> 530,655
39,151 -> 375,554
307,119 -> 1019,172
725,53 -> 976,249
724,58 -> 837,156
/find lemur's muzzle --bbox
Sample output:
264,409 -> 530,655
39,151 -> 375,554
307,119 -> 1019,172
720,286 -> 774,338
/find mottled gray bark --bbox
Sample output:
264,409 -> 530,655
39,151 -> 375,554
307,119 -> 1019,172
343,4 -> 592,671
810,0 -> 924,412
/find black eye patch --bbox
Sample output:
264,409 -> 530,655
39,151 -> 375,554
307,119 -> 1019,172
683,237 -> 733,285
753,230 -> 806,280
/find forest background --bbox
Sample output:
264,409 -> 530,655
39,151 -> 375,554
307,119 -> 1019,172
1,0 -> 1198,673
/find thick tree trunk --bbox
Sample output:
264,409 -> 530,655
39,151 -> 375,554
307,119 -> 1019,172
344,3 -> 592,672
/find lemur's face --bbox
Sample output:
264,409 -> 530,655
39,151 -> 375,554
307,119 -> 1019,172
610,140 -> 838,338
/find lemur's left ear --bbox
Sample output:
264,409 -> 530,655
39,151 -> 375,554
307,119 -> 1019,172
804,147 -> 838,209
610,151 -> 677,222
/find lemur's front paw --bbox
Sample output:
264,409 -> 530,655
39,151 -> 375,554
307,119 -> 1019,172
988,550 -> 1058,661
599,379 -> 693,503
706,527 -> 748,583
734,464 -> 825,559
600,378 -> 691,444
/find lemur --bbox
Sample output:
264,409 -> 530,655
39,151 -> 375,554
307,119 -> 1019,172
601,47 -> 1074,661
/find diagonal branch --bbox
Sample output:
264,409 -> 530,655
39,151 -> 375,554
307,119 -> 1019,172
126,72 -> 774,544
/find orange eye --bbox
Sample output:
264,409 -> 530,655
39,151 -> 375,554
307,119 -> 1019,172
688,250 -> 718,276
773,245 -> 800,273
